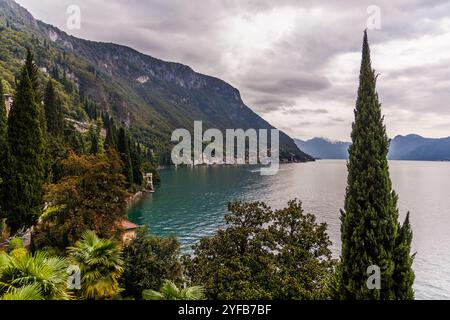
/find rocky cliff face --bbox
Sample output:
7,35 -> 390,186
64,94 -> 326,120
0,0 -> 312,161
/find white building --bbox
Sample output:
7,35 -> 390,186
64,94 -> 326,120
3,94 -> 13,117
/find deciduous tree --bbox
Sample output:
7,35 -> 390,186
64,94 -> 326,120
121,227 -> 182,299
183,200 -> 335,300
31,150 -> 129,252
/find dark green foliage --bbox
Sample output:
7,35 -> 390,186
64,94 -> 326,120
393,213 -> 415,299
83,99 -> 98,120
338,31 -> 414,299
44,79 -> 69,182
44,79 -> 64,137
117,128 -> 133,186
121,227 -> 182,299
183,200 -> 335,300
24,49 -> 41,103
104,116 -> 117,150
130,142 -> 143,186
6,53 -> 46,232
89,133 -> 99,155
65,125 -> 85,155
46,135 -> 68,183
31,150 -> 129,253
0,81 -> 9,219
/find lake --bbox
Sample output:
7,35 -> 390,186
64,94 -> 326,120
128,160 -> 450,300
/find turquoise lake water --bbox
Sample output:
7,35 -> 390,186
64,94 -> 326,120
128,160 -> 450,300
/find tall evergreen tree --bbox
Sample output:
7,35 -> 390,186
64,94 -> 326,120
393,213 -> 415,299
25,50 -> 49,181
89,133 -> 99,155
6,53 -> 47,232
25,50 -> 41,102
111,118 -> 118,147
117,127 -> 133,186
338,31 -> 414,299
104,121 -> 115,150
44,79 -> 64,136
44,79 -> 67,182
130,141 -> 143,186
0,81 -> 9,219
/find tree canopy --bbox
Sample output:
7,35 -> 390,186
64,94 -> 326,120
183,200 -> 335,300
32,150 -> 129,253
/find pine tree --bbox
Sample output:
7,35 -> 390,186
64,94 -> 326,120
338,31 -> 414,299
0,80 -> 9,219
117,128 -> 133,186
44,79 -> 64,136
6,54 -> 47,232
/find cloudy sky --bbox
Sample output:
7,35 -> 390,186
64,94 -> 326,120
16,0 -> 450,141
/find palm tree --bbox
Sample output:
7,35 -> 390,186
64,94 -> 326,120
0,251 -> 70,300
142,280 -> 206,300
1,284 -> 43,300
67,230 -> 124,300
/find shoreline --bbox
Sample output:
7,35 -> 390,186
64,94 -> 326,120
126,190 -> 147,209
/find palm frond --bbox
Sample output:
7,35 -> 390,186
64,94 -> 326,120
142,289 -> 165,300
1,284 -> 43,300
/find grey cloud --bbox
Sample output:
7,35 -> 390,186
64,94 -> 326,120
245,75 -> 331,96
281,108 -> 329,115
329,117 -> 346,123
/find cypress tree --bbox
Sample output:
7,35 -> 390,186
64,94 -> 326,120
338,31 -> 414,299
25,50 -> 42,103
393,213 -> 415,299
131,141 -> 143,186
89,133 -> 99,155
95,118 -> 104,153
25,50 -> 50,181
117,127 -> 133,186
111,118 -> 118,146
104,121 -> 115,150
6,55 -> 46,232
44,79 -> 64,136
0,81 -> 9,219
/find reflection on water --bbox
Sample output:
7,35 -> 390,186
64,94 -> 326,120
128,160 -> 450,299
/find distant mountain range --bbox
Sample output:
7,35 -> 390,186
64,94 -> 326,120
295,135 -> 450,161
389,134 -> 450,161
295,138 -> 351,160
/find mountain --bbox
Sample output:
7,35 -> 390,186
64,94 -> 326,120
388,134 -> 450,161
296,135 -> 450,161
295,138 -> 351,159
0,0 -> 313,163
